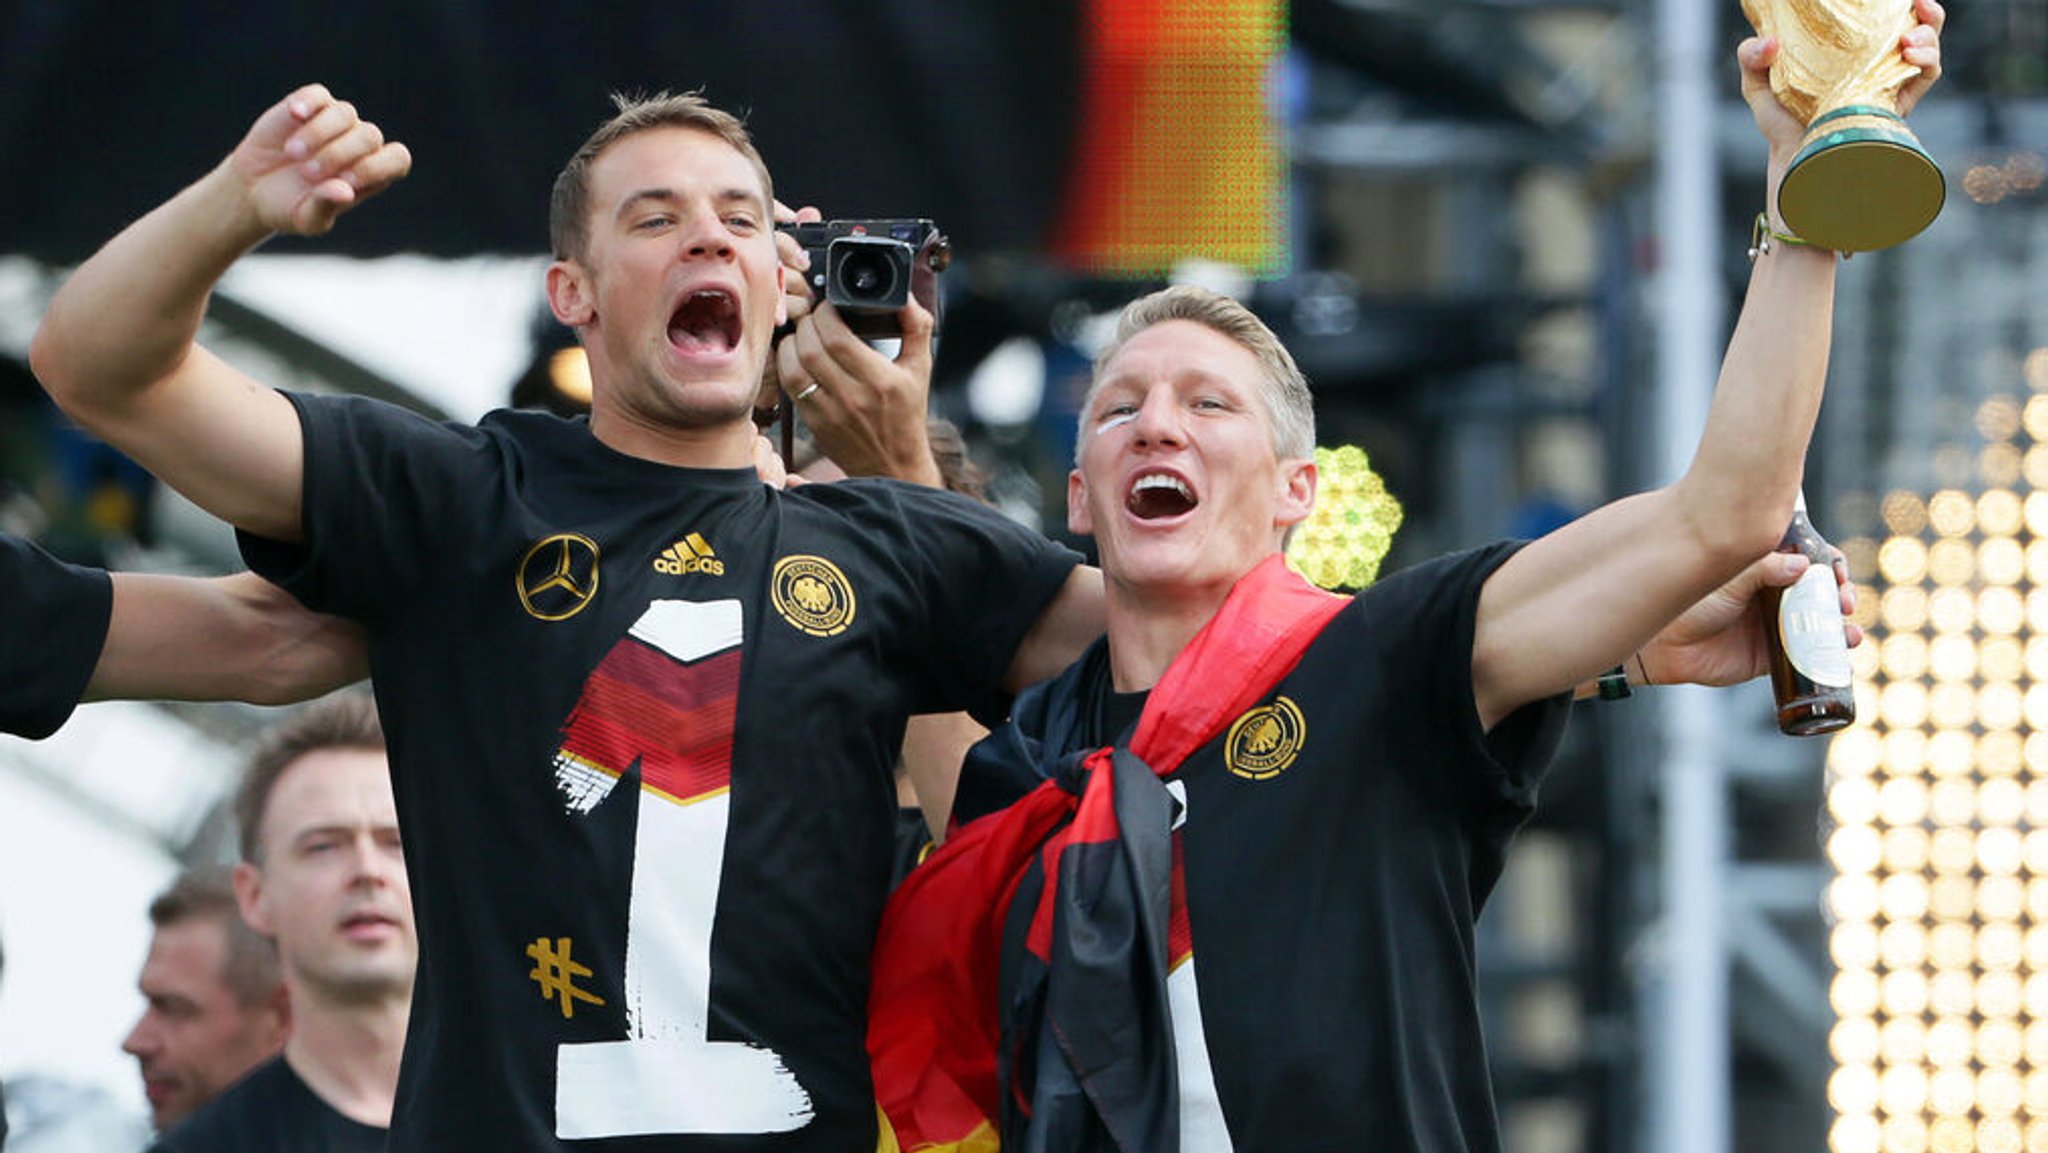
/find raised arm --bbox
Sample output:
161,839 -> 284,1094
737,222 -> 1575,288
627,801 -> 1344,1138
1004,566 -> 1107,694
1469,2 -> 1940,729
776,297 -> 944,486
29,85 -> 411,542
91,572 -> 368,705
764,201 -> 945,487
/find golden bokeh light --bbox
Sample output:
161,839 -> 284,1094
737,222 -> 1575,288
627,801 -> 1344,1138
1982,682 -> 2025,730
1929,828 -> 1976,875
1927,636 -> 1977,682
1881,1017 -> 1928,1067
1926,684 -> 1976,730
1927,731 -> 1975,779
1928,1017 -> 1976,1070
1832,1064 -> 1881,1114
1925,588 -> 1975,634
1982,442 -> 2023,487
1835,466 -> 2046,1142
1835,922 -> 1881,970
1981,487 -> 2023,533
1883,727 -> 1929,776
1883,826 -> 1930,872
1881,1062 -> 1930,1113
2026,393 -> 2048,435
1927,490 -> 1977,537
1882,586 -> 1930,632
1983,639 -> 2026,684
1832,728 -> 1884,778
1834,1017 -> 1881,1065
1980,396 -> 2023,443
1981,970 -> 2025,1018
1983,587 -> 2027,634
1833,873 -> 1882,923
1882,1117 -> 1927,1153
1927,539 -> 1976,586
1883,490 -> 1929,535
1831,825 -> 1883,873
1880,537 -> 1929,584
1984,779 -> 2026,823
1928,1116 -> 1973,1153
1284,444 -> 1403,592
1980,874 -> 2026,921
1880,681 -> 1930,730
1928,878 -> 1976,923
1879,920 -> 1926,968
1983,537 -> 2027,586
1833,967 -> 1881,1017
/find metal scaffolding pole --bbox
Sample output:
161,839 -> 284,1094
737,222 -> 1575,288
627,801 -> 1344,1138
1652,0 -> 1728,1149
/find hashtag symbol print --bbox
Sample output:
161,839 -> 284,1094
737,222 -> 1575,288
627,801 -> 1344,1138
526,936 -> 606,1020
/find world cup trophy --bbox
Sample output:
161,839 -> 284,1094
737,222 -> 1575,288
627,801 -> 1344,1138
1742,0 -> 1944,252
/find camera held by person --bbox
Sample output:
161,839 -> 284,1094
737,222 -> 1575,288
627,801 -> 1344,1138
780,218 -> 950,338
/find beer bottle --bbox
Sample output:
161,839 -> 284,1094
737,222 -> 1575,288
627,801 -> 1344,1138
1763,490 -> 1856,735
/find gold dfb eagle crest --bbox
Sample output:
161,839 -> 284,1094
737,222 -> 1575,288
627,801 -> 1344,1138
1225,696 -> 1306,781
770,555 -> 856,637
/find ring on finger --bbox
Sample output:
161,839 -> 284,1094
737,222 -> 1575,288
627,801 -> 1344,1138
791,381 -> 823,403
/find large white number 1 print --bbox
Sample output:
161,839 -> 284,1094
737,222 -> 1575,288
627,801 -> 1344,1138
549,599 -> 814,1139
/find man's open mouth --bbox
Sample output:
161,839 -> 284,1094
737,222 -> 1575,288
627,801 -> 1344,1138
669,289 -> 741,354
1127,472 -> 1196,519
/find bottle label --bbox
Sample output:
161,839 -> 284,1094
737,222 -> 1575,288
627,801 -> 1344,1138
1779,565 -> 1852,687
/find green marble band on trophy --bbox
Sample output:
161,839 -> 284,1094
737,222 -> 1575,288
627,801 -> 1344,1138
1742,0 -> 1944,253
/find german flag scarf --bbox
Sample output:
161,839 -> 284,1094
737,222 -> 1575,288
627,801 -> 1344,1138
869,555 -> 1349,1151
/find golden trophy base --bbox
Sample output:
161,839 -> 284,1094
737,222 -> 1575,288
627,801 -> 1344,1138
1777,104 -> 1946,253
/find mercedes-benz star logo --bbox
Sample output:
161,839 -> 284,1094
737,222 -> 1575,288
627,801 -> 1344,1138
517,533 -> 601,621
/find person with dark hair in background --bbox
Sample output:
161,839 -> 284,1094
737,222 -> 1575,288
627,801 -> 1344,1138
868,9 -> 1941,1144
149,692 -> 408,1153
0,533 -> 364,741
121,869 -> 289,1136
31,83 -> 1103,1152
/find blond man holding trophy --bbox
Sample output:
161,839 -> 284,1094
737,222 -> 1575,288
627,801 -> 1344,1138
1744,0 -> 1948,251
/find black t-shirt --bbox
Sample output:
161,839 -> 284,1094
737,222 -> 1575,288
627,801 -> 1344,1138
241,395 -> 1080,1152
147,1056 -> 385,1153
0,534 -> 110,739
994,543 -> 1570,1151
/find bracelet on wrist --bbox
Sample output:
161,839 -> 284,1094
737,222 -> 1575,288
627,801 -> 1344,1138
1596,664 -> 1632,701
1747,212 -> 1826,263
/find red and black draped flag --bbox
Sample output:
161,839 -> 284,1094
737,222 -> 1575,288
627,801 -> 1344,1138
869,555 -> 1348,1151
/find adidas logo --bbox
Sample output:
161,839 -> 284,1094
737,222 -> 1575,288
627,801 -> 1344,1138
653,533 -> 725,576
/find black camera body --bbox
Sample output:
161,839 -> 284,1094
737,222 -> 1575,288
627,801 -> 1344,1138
779,218 -> 950,338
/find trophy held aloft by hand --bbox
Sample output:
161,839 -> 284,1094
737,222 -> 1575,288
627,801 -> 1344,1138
1743,0 -> 1944,252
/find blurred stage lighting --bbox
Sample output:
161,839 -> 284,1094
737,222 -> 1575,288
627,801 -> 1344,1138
1826,349 -> 2048,1153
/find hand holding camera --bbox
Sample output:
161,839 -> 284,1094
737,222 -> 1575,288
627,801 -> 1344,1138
778,218 -> 951,340
765,214 -> 951,488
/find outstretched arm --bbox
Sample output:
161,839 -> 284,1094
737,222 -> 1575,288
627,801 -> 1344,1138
1573,548 -> 1860,698
1469,1 -> 1939,730
30,85 -> 411,542
91,572 -> 368,705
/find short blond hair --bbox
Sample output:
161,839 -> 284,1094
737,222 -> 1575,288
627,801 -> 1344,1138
1080,286 -> 1315,463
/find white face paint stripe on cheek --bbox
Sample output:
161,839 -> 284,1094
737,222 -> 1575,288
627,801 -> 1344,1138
1095,411 -> 1138,436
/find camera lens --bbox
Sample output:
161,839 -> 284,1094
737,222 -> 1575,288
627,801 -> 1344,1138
832,246 -> 900,305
